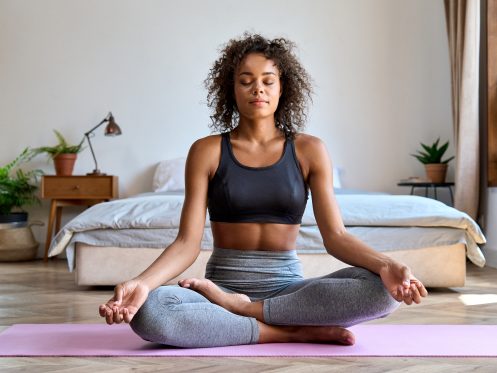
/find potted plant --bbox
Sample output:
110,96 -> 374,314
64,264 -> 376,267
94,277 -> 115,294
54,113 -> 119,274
0,148 -> 42,224
32,130 -> 85,176
0,148 -> 43,261
411,138 -> 455,183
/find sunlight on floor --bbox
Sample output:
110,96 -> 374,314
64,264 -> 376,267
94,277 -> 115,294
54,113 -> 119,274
458,294 -> 497,306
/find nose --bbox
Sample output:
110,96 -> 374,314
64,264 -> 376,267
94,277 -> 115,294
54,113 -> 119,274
252,82 -> 264,95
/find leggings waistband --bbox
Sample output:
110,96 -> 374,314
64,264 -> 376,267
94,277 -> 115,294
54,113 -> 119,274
206,247 -> 303,300
211,246 -> 299,259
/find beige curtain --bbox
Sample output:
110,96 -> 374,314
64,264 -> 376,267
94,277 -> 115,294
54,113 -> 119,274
444,0 -> 480,219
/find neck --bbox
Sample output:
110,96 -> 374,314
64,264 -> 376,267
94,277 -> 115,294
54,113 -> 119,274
234,117 -> 283,144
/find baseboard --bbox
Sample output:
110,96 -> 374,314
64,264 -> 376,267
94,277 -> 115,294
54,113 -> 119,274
483,248 -> 497,269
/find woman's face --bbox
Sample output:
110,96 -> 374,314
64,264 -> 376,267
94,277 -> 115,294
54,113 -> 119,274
234,53 -> 282,122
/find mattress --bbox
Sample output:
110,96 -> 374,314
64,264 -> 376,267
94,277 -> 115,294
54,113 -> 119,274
75,242 -> 466,287
49,192 -> 487,272
70,225 -> 473,254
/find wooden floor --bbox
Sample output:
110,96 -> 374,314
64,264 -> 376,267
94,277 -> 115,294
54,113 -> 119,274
1,260 -> 497,372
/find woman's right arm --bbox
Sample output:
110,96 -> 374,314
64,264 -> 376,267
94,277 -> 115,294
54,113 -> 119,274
99,138 -> 213,324
133,138 -> 211,289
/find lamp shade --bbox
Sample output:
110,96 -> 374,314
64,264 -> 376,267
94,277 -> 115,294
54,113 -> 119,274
104,114 -> 122,136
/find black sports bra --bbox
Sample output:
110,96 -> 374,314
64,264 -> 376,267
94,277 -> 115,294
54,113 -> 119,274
207,132 -> 309,224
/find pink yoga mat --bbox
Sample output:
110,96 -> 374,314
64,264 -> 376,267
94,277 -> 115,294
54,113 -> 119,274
0,324 -> 496,357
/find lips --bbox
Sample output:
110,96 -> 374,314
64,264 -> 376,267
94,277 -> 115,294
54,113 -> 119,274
249,100 -> 269,105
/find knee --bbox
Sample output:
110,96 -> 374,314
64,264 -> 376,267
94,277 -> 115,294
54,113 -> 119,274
344,267 -> 399,315
365,270 -> 400,316
130,287 -> 180,343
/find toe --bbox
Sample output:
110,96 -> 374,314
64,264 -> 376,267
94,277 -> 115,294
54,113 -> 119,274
340,329 -> 355,345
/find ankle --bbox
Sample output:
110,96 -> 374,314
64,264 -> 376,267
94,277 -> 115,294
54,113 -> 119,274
257,322 -> 294,343
241,301 -> 264,320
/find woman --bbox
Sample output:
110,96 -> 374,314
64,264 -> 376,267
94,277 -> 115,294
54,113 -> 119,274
99,33 -> 427,348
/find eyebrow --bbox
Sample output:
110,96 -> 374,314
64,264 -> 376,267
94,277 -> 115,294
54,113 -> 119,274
238,72 -> 277,77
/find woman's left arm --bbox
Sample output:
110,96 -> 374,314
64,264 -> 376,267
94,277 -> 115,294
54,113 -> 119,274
302,136 -> 427,304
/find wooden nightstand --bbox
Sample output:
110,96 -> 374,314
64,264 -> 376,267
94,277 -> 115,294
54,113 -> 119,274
41,175 -> 118,261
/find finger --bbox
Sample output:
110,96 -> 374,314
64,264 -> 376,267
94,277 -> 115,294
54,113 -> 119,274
415,281 -> 428,297
403,292 -> 413,305
410,278 -> 428,297
113,285 -> 124,306
410,283 -> 422,304
112,307 -> 123,324
112,308 -> 122,324
123,308 -> 134,323
178,279 -> 186,287
391,286 -> 404,302
178,278 -> 196,288
401,266 -> 411,288
98,303 -> 112,317
105,309 -> 114,325
98,304 -> 108,317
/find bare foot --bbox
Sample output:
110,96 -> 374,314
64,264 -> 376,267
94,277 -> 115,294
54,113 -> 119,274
178,278 -> 355,346
259,322 -> 355,345
178,278 -> 251,314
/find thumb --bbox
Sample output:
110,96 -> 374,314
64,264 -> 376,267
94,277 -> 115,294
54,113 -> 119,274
113,284 -> 124,305
401,266 -> 411,288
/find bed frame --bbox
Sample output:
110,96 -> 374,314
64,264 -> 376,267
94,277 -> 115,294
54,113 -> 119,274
75,242 -> 466,287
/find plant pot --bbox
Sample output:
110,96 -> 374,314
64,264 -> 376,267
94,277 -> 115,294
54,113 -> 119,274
424,163 -> 448,183
0,225 -> 39,261
0,214 -> 40,261
0,212 -> 28,228
54,154 -> 77,176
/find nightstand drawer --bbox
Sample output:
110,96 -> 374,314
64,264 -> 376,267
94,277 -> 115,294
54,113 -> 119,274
41,176 -> 118,199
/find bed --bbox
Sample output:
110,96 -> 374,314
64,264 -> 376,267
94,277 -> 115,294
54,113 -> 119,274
48,189 -> 486,288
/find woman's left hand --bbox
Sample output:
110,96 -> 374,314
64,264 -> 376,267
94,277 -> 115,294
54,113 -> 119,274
379,261 -> 428,305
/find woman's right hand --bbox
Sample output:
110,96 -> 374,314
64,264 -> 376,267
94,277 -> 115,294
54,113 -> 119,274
98,279 -> 150,324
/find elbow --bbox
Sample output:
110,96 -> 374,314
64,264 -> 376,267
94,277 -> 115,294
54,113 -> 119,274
173,235 -> 201,257
322,229 -> 348,253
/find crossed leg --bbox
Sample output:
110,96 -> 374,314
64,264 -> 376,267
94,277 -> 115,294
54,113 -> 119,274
179,267 -> 399,345
130,283 -> 354,347
179,276 -> 355,344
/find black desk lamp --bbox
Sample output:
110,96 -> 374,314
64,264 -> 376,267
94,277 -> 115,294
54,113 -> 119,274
85,112 -> 122,176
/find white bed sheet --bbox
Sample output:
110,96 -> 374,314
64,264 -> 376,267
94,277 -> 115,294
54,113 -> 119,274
49,192 -> 487,271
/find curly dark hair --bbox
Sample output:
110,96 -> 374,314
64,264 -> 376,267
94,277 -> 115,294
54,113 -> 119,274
204,33 -> 313,139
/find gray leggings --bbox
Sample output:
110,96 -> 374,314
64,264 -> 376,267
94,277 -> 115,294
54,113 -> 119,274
130,247 -> 399,348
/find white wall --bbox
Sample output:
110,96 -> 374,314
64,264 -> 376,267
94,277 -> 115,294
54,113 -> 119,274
0,0 -> 454,256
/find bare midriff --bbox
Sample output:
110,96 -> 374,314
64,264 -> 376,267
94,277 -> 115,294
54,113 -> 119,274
211,222 -> 300,251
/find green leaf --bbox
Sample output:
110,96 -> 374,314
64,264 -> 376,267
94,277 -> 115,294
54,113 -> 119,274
53,129 -> 68,148
421,143 -> 432,154
411,138 -> 454,165
31,130 -> 85,159
433,137 -> 440,150
0,149 -> 42,214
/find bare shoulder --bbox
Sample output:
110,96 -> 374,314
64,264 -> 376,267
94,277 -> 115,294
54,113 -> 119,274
190,134 -> 222,152
187,134 -> 222,178
294,133 -> 329,161
293,133 -> 330,182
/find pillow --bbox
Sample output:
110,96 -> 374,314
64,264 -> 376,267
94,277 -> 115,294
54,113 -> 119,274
153,157 -> 186,192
